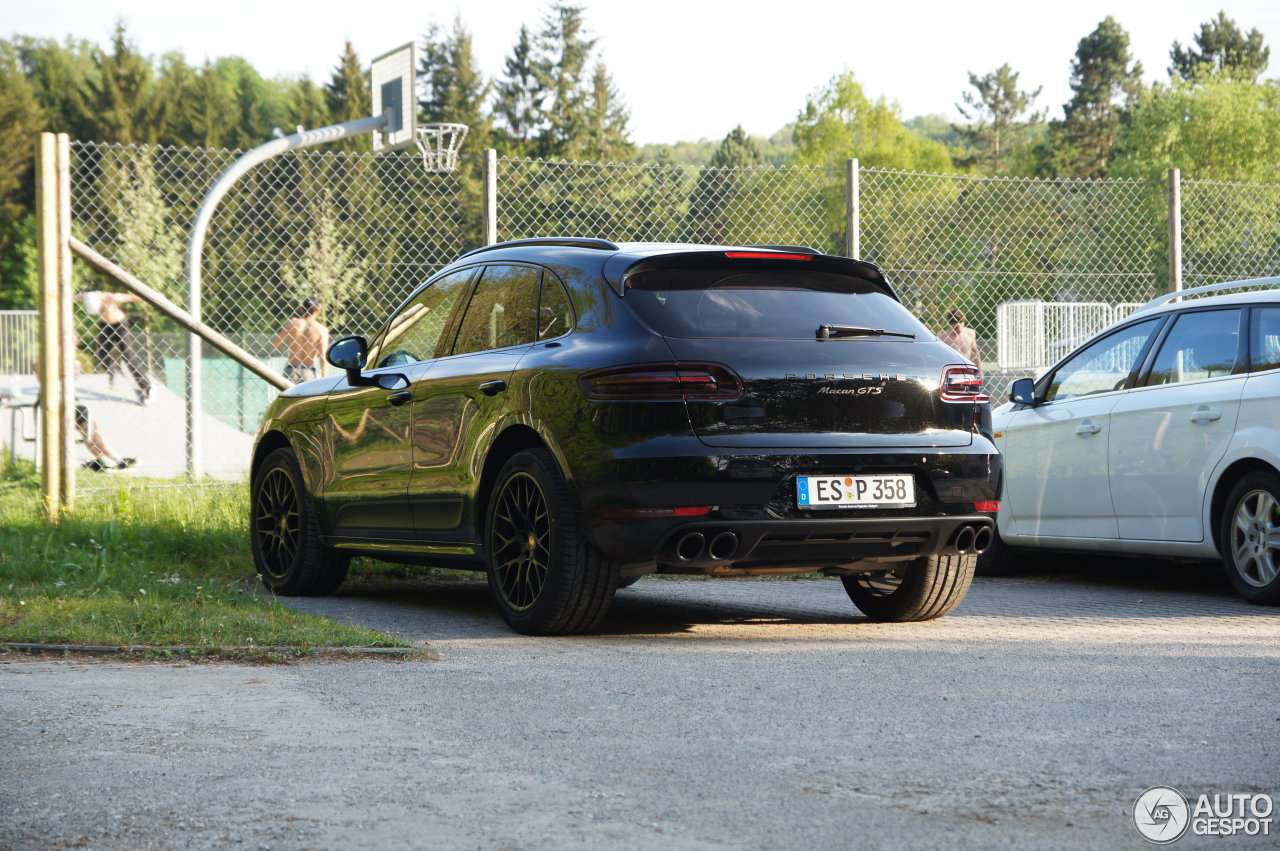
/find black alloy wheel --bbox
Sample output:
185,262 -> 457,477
250,447 -> 349,596
484,449 -> 620,635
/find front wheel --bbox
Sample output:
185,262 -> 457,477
842,553 -> 977,622
250,446 -> 349,596
1219,471 -> 1280,605
485,449 -> 619,635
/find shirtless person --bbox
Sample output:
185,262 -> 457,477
75,290 -> 153,406
272,297 -> 329,384
938,308 -> 982,372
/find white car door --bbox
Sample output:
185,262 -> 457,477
1002,317 -> 1164,540
1109,307 -> 1246,542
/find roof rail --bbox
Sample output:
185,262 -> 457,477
1134,275 -> 1280,313
459,237 -> 621,259
743,244 -> 822,255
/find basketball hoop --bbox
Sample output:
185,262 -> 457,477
414,123 -> 469,173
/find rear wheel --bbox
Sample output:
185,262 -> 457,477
485,449 -> 619,634
842,553 -> 976,622
251,447 -> 349,596
1219,471 -> 1280,605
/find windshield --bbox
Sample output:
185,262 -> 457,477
623,268 -> 930,340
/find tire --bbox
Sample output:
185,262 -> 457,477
250,446 -> 349,596
485,448 -> 620,635
842,553 -> 977,622
1219,470 -> 1280,605
975,527 -> 1025,577
616,576 -> 641,589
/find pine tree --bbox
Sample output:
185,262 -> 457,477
533,3 -> 596,159
1051,17 -> 1143,178
955,64 -> 1043,175
710,126 -> 763,168
1170,11 -> 1270,82
11,36 -> 98,141
579,63 -> 632,161
494,25 -> 543,156
87,21 -> 158,143
326,41 -> 370,152
418,17 -> 493,155
689,126 -> 763,243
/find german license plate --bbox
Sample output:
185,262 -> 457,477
796,474 -> 915,509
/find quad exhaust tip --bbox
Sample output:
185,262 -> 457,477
953,525 -> 976,555
950,524 -> 993,555
675,532 -> 707,562
972,526 -> 993,554
708,531 -> 740,561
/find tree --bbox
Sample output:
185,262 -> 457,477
533,3 -> 596,159
86,21 -> 157,144
688,126 -> 762,243
955,64 -> 1042,175
326,41 -> 370,152
1051,17 -> 1144,178
106,149 -> 186,302
494,25 -> 543,155
579,63 -> 632,161
283,76 -> 332,132
793,72 -> 953,171
419,17 -> 493,155
280,191 -> 364,332
1112,75 -> 1280,182
1170,11 -> 1269,82
11,36 -> 98,141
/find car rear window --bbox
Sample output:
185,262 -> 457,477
623,267 -> 928,340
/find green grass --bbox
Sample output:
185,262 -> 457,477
0,459 -> 405,654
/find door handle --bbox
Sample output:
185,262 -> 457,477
386,390 -> 412,407
1190,408 -> 1222,423
479,379 -> 507,396
1075,422 -> 1102,435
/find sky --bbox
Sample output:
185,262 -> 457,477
9,1 -> 1280,145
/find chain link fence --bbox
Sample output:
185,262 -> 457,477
5,140 -> 1277,484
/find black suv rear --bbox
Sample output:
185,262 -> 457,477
251,240 -> 1000,634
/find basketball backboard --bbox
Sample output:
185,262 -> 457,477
370,43 -> 416,153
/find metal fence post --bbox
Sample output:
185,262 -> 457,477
845,158 -> 860,259
1168,168 -> 1182,293
483,149 -> 498,245
35,132 -> 63,518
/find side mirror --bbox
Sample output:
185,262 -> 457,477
328,335 -> 376,387
1009,377 -> 1039,406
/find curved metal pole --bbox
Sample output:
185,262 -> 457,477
184,114 -> 388,478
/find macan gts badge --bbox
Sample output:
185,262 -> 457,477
250,239 -> 1000,634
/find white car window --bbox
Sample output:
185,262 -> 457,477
1144,308 -> 1241,386
1252,307 -> 1280,372
1045,318 -> 1160,402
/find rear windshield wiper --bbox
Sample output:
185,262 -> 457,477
817,324 -> 917,340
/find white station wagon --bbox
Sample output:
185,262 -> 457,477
983,278 -> 1280,605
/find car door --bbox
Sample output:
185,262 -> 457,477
322,267 -> 477,536
407,263 -> 541,537
1001,317 -> 1163,540
1109,307 -> 1246,541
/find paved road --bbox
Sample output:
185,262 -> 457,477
2,560 -> 1277,849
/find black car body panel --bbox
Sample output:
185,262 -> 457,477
253,241 -> 999,577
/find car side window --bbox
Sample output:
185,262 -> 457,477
1142,308 -> 1242,387
371,268 -> 474,368
450,264 -> 540,355
1251,307 -> 1280,372
538,273 -> 574,340
1044,318 -> 1161,402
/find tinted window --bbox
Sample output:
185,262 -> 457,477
451,265 -> 540,355
1143,309 -> 1241,386
624,268 -> 924,339
1045,318 -> 1160,402
537,274 -> 574,340
1251,307 -> 1280,372
373,268 -> 474,367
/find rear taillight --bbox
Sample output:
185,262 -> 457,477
940,365 -> 989,403
579,362 -> 743,401
973,501 -> 1000,513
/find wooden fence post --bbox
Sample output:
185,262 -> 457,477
35,132 -> 63,519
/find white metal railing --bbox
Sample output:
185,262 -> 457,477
0,310 -> 39,375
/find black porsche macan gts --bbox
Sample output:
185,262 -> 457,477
250,239 -> 1000,634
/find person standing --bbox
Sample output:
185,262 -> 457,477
938,308 -> 982,372
76,290 -> 153,406
272,297 -> 330,384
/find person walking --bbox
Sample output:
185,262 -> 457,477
938,308 -> 982,372
272,297 -> 330,384
76,290 -> 153,406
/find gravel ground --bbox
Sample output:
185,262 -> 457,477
2,559 -> 1277,849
